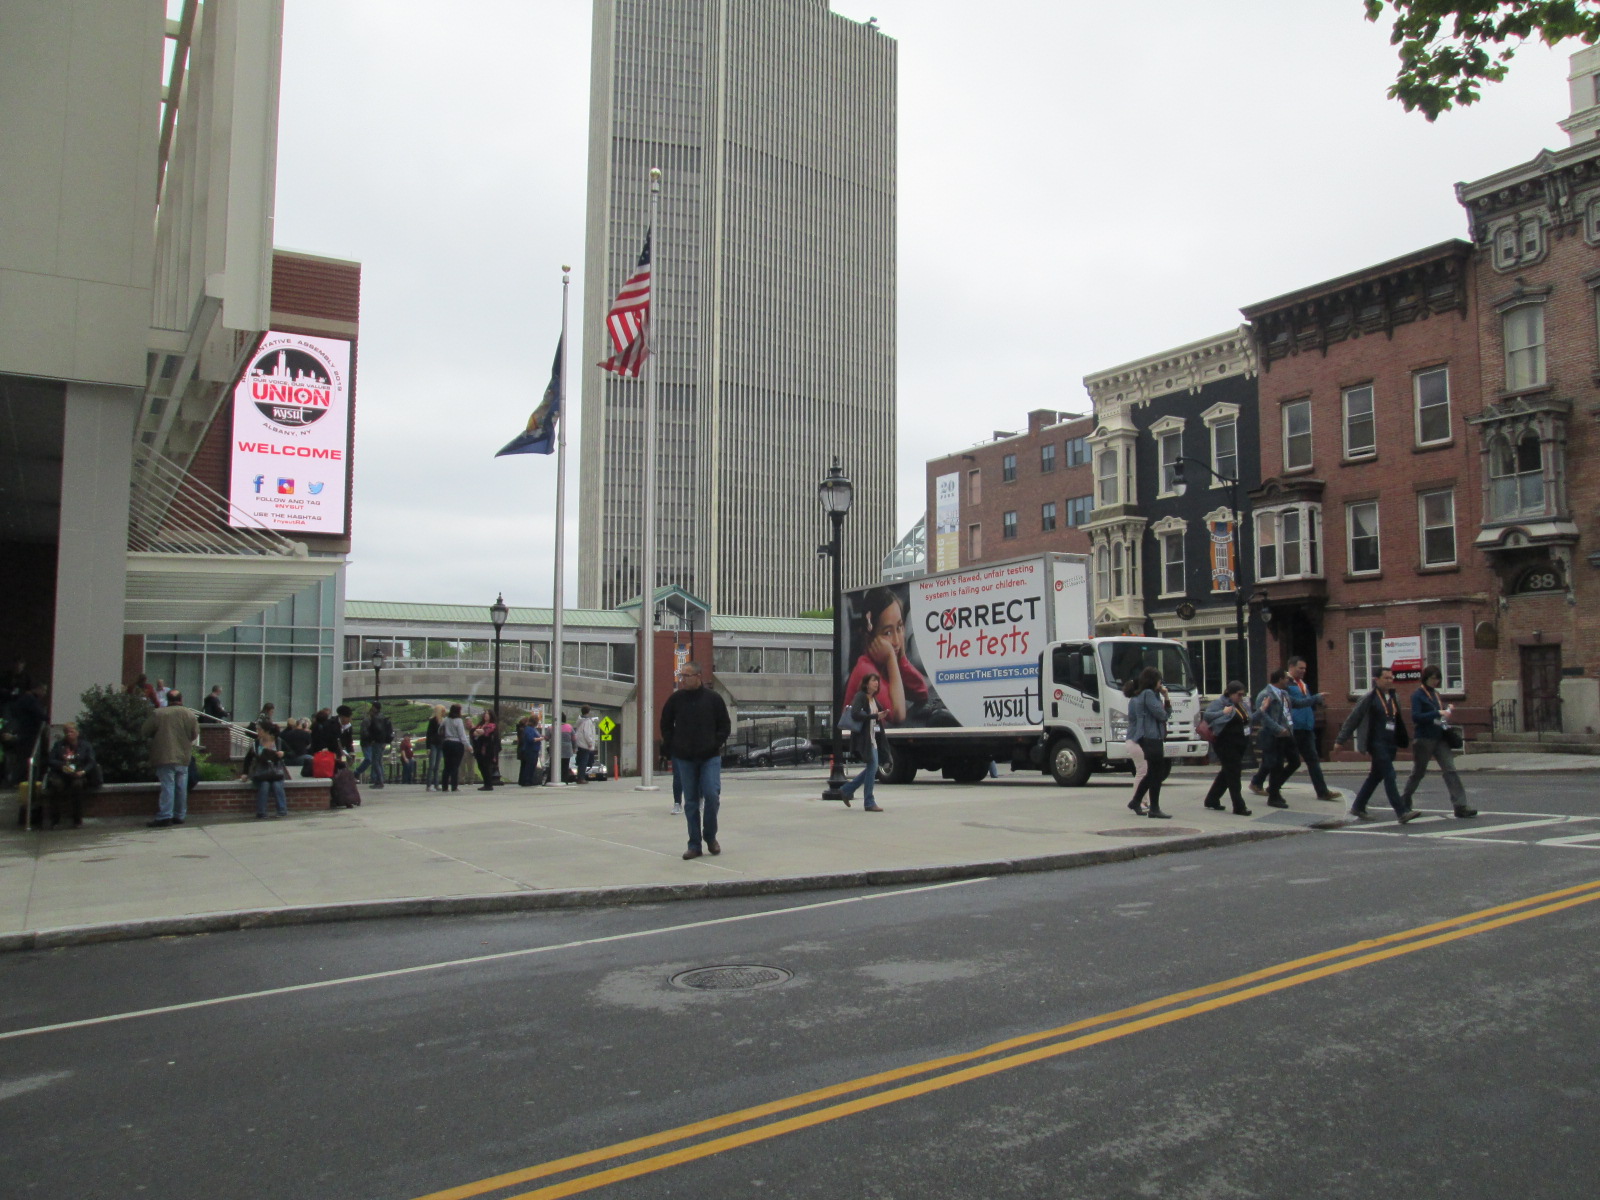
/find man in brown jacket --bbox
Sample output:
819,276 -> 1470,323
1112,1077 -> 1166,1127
141,689 -> 199,827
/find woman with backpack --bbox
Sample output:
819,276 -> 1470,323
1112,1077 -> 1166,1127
838,672 -> 886,812
1123,667 -> 1172,819
1200,681 -> 1253,816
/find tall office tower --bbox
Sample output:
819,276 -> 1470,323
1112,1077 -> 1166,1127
579,0 -> 896,616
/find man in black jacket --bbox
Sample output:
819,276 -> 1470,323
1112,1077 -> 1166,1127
359,702 -> 393,788
1335,667 -> 1418,824
660,662 -> 731,860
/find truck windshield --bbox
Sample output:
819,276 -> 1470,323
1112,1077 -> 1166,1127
1098,642 -> 1198,694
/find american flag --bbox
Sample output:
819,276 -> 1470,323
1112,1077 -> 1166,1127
598,233 -> 651,377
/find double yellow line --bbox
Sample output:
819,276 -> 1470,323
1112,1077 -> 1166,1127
414,877 -> 1600,1200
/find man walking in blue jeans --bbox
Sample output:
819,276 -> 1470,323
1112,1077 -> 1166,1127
660,662 -> 731,860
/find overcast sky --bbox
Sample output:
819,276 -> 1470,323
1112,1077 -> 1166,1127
271,1 -> 1577,612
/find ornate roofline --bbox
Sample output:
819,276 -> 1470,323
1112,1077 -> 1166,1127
1241,242 -> 1472,370
1082,326 -> 1257,412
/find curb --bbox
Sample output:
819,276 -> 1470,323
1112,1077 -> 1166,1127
0,826 -> 1303,954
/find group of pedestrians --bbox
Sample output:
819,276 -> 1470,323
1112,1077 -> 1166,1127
1142,656 -> 1479,822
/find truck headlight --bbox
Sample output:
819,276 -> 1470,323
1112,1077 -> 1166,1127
1110,715 -> 1128,741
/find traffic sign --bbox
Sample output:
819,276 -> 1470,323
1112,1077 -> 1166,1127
598,716 -> 618,742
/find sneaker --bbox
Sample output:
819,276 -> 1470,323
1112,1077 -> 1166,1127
671,802 -> 683,815
1347,808 -> 1376,822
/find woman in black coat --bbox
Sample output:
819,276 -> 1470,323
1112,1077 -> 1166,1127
1200,681 -> 1253,816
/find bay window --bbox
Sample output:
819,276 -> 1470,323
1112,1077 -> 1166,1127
1253,503 -> 1322,582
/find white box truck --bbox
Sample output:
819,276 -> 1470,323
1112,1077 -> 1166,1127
839,552 -> 1208,786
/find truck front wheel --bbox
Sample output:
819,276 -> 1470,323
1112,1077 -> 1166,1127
1048,737 -> 1092,788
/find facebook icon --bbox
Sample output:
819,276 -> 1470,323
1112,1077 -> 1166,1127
252,474 -> 265,494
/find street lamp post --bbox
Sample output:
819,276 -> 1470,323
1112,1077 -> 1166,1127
817,459 -> 854,802
489,593 -> 508,789
1171,457 -> 1249,688
369,646 -> 386,703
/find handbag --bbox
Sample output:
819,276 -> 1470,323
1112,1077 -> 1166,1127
1195,715 -> 1216,743
1442,725 -> 1464,751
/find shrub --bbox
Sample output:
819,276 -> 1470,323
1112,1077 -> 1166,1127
76,685 -> 154,783
192,749 -> 236,782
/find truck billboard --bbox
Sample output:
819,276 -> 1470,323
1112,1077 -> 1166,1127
842,556 -> 1088,730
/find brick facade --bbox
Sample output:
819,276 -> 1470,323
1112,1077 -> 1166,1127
924,408 -> 1094,573
1243,241 -> 1496,750
1457,132 -> 1600,740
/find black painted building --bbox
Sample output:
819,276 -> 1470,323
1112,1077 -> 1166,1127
1081,327 -> 1267,696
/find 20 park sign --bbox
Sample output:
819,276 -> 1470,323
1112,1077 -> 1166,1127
228,332 -> 352,535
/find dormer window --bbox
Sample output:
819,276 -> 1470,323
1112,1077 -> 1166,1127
1495,226 -> 1519,269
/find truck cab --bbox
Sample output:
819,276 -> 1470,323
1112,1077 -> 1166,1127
1040,637 -> 1206,786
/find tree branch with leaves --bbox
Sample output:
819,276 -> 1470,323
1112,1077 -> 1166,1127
1366,0 -> 1600,118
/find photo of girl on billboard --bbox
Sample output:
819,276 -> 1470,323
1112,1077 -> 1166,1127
843,587 -> 956,728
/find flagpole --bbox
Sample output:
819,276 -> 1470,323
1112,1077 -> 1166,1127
549,266 -> 570,786
636,167 -> 661,792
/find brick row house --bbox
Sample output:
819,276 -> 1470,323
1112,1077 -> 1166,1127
1453,49 -> 1600,743
1080,328 -> 1267,694
1241,241 -> 1493,751
922,408 -> 1095,573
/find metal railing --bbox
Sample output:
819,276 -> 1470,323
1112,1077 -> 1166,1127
128,444 -> 306,558
1491,697 -> 1565,739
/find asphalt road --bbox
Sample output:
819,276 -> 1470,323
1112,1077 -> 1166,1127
3,773 -> 1598,1199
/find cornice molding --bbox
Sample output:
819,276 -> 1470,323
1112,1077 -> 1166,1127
1083,326 -> 1257,414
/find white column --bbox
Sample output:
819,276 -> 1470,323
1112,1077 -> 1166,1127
52,383 -> 137,717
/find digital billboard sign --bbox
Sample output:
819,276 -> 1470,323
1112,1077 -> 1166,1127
228,331 -> 352,535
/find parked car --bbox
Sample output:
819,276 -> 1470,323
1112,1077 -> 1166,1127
722,742 -> 755,768
746,737 -> 816,767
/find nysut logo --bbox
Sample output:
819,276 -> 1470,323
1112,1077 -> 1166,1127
246,346 -> 337,428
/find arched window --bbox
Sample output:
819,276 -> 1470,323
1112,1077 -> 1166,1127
1490,432 -> 1545,517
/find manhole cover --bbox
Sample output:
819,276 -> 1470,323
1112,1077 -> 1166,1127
1096,826 -> 1203,838
670,965 -> 792,991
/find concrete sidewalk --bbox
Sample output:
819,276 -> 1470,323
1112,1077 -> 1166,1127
1,752 -> 1584,950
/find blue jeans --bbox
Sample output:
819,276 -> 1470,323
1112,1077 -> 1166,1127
673,756 -> 721,849
156,762 -> 189,820
1351,740 -> 1405,814
425,746 -> 442,787
255,779 -> 287,816
358,742 -> 384,785
842,742 -> 878,803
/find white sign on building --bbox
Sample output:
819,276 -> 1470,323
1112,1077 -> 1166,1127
229,332 -> 352,534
